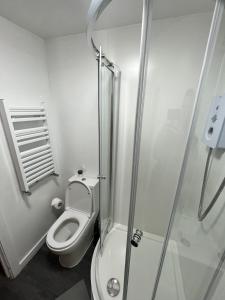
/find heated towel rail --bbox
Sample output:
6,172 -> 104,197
0,100 -> 58,194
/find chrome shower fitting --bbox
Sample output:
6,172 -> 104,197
131,229 -> 143,247
107,278 -> 120,297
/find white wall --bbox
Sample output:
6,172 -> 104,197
46,33 -> 100,187
46,13 -> 212,238
0,16 -> 63,276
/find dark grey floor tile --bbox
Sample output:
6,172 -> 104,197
0,238 -> 98,300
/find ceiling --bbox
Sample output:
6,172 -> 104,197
0,0 -> 214,39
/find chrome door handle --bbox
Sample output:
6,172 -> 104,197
131,229 -> 143,247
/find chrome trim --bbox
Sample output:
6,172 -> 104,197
122,0 -> 153,299
151,1 -> 224,299
131,229 -> 143,248
107,278 -> 120,297
87,0 -> 120,74
98,46 -> 104,250
110,68 -> 121,230
87,0 -> 112,58
98,59 -> 121,250
98,48 -> 113,250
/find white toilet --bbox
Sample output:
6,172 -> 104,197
46,175 -> 99,268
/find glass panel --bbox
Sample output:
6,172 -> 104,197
125,0 -> 215,299
99,55 -> 113,248
155,2 -> 225,300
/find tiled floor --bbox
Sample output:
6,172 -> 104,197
0,240 -> 97,300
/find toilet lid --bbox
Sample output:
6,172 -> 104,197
65,179 -> 92,215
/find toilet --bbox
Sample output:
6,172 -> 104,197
46,175 -> 99,268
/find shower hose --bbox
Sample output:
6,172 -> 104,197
198,147 -> 225,222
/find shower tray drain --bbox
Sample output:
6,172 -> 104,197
107,278 -> 120,297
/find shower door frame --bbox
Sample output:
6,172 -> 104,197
87,0 -> 121,250
122,0 -> 153,298
97,48 -> 120,249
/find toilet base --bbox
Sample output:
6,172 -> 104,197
58,228 -> 94,268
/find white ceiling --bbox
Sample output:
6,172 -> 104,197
0,0 -> 214,39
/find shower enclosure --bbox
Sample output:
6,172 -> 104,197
87,0 -> 225,299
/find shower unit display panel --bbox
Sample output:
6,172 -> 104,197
0,99 -> 57,193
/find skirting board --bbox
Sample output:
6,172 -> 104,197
19,232 -> 47,272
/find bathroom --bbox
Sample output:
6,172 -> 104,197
0,0 -> 225,299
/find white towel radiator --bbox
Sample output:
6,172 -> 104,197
0,100 -> 58,194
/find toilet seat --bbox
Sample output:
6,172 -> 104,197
46,209 -> 89,251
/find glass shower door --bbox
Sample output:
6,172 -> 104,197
98,48 -> 113,249
153,1 -> 225,299
123,0 -> 217,299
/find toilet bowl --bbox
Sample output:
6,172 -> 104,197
46,176 -> 99,268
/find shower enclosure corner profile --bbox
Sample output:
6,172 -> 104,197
87,0 -> 121,250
